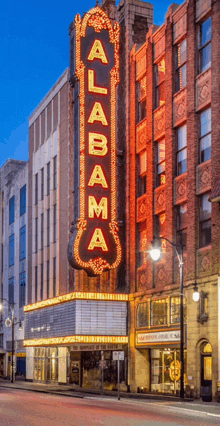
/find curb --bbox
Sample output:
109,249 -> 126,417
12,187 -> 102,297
0,383 -> 193,402
0,384 -> 84,399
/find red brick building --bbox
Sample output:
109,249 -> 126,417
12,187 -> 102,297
127,0 -> 220,400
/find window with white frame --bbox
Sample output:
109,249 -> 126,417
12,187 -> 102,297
155,59 -> 165,109
156,139 -> 165,187
199,16 -> 211,73
175,38 -> 187,92
137,76 -> 146,123
177,124 -> 187,176
176,203 -> 187,250
200,108 -> 211,163
200,193 -> 211,248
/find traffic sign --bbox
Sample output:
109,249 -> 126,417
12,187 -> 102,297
113,351 -> 124,361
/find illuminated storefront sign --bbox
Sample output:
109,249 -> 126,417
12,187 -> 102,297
136,330 -> 181,345
69,6 -> 121,276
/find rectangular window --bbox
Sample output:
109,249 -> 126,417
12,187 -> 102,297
177,124 -> 187,175
137,302 -> 149,327
47,209 -> 50,246
47,260 -> 50,299
53,257 -> 56,297
41,168 -> 44,200
200,193 -> 211,247
138,176 -> 146,198
155,59 -> 165,109
35,173 -> 38,205
137,224 -> 146,268
47,162 -> 50,196
156,213 -> 166,239
41,213 -> 44,250
19,272 -> 26,308
176,204 -> 187,250
35,266 -> 38,302
35,217 -> 38,253
156,139 -> 165,187
175,39 -> 187,92
137,77 -> 146,123
53,156 -> 57,190
20,185 -> 26,216
151,299 -> 168,326
9,196 -> 15,225
9,277 -> 14,306
138,151 -> 147,197
19,225 -> 26,260
9,234 -> 14,266
199,16 -> 211,73
200,108 -> 211,163
53,204 -> 57,243
41,263 -> 44,300
170,297 -> 187,324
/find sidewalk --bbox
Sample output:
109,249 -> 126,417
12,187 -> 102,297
0,378 -> 220,415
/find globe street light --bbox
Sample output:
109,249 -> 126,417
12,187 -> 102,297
193,281 -> 200,302
150,236 -> 185,399
0,299 -> 22,383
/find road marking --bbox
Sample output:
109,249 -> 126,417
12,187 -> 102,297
207,413 -> 220,418
85,397 -> 220,419
164,405 -> 220,418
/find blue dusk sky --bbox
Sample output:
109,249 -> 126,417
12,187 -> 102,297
0,0 -> 182,168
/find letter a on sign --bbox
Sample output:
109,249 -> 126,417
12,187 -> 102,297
88,228 -> 108,251
88,40 -> 108,64
88,102 -> 108,126
88,165 -> 108,188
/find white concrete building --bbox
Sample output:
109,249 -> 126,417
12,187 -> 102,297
0,159 -> 28,377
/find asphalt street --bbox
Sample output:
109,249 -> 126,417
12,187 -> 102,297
0,388 -> 220,426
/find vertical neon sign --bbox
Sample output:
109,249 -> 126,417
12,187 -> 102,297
69,6 -> 121,276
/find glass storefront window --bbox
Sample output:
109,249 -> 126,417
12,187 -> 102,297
34,347 -> 58,382
151,299 -> 168,326
46,348 -> 58,381
34,348 -> 45,382
151,348 -> 187,394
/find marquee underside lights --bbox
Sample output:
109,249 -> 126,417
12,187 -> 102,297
68,6 -> 121,276
23,335 -> 128,347
24,291 -> 128,312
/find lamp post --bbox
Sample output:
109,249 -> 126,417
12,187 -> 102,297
150,236 -> 185,399
0,298 -> 22,383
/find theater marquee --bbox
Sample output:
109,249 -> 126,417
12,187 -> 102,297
68,7 -> 122,276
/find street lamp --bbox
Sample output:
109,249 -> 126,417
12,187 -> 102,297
193,281 -> 200,302
0,299 -> 22,383
150,236 -> 185,399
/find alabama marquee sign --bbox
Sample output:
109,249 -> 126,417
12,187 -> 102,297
68,6 -> 122,276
